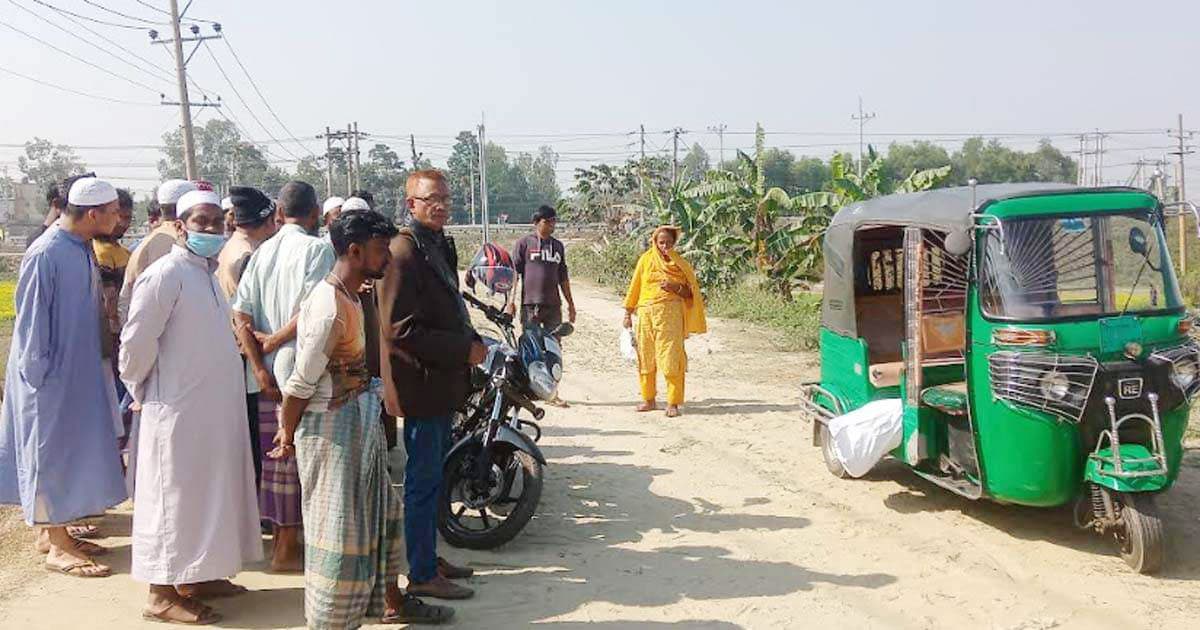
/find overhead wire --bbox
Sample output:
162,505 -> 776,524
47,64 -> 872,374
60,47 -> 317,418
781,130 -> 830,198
0,63 -> 159,105
27,0 -> 148,30
220,35 -> 317,159
11,0 -> 176,87
201,40 -> 303,162
80,0 -> 164,25
0,16 -> 161,93
133,0 -> 217,24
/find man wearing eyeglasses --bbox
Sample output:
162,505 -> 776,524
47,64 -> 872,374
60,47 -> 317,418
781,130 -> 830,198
378,170 -> 485,602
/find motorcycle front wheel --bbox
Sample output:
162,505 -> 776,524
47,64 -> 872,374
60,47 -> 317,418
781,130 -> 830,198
437,444 -> 543,550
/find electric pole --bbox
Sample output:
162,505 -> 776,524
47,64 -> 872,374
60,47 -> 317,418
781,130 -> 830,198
151,2 -> 222,180
708,123 -> 727,169
851,97 -> 876,179
323,126 -> 333,198
670,127 -> 685,187
1077,135 -> 1086,186
478,116 -> 490,243
1169,114 -> 1194,273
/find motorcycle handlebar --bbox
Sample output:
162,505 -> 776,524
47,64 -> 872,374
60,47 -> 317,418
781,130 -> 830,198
462,292 -> 514,328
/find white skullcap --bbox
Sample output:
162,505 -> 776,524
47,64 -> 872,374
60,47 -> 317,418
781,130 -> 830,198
176,189 -> 221,216
67,177 -> 117,206
221,196 -> 234,211
323,196 -> 345,215
341,197 -> 370,212
157,179 -> 197,205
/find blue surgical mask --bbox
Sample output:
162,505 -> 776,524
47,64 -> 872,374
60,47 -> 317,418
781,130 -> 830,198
186,230 -> 227,258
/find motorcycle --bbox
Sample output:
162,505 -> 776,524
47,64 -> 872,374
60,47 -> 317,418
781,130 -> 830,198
437,289 -> 574,549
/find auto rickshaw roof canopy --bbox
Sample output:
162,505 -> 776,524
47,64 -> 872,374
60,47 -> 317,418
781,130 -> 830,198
819,183 -> 1159,337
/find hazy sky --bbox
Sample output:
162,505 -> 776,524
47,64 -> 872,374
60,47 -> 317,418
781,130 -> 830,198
2,0 -> 1199,193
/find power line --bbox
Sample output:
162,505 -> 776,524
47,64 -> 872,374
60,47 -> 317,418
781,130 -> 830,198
12,0 -> 176,86
221,36 -> 317,159
202,41 -> 304,162
27,0 -> 148,30
80,0 -> 164,25
0,16 -> 160,93
0,63 -> 158,106
133,0 -> 217,23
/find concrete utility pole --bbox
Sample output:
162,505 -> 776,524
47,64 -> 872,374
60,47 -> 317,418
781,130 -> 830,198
151,1 -> 222,180
638,124 -> 646,198
708,123 -> 727,169
323,126 -> 333,198
478,117 -> 490,243
851,96 -> 876,179
352,121 -> 362,191
1077,135 -> 1086,186
670,127 -> 685,187
1169,114 -> 1194,273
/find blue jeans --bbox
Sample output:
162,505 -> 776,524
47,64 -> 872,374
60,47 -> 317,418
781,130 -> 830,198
403,414 -> 451,583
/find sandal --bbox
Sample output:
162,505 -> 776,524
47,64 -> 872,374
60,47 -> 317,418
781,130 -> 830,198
67,524 -> 101,539
142,598 -> 222,625
381,593 -> 454,625
176,581 -> 249,601
45,559 -> 111,578
37,537 -> 109,556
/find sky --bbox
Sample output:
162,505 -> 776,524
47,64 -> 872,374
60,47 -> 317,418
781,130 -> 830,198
2,0 -> 1200,195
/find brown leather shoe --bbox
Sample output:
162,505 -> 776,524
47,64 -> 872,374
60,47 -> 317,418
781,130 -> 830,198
407,574 -> 475,600
437,557 -> 474,580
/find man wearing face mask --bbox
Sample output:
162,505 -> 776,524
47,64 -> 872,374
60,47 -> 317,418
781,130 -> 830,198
120,189 -> 262,624
232,180 -> 333,572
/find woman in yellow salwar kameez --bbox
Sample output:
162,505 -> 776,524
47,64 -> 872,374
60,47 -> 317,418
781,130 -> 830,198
622,226 -> 707,417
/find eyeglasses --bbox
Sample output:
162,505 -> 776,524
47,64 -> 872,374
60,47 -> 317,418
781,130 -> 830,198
411,193 -> 451,205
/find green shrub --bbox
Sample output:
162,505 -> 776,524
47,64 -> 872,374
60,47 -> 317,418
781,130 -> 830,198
569,237 -> 642,291
706,282 -> 822,351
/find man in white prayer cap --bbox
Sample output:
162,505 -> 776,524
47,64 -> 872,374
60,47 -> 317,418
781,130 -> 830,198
0,177 -> 128,578
322,196 -> 345,233
119,179 -> 197,324
121,188 -> 262,624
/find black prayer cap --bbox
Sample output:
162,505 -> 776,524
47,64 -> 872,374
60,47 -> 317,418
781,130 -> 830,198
229,186 -> 274,226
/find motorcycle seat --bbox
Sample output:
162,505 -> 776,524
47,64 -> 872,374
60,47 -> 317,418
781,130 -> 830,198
921,381 -> 968,416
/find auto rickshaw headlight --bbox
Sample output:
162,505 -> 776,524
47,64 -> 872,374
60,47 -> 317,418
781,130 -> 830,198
1171,358 -> 1198,391
1040,370 -> 1071,400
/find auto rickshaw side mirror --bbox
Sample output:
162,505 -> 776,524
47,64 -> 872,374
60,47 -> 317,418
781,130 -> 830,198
1128,227 -> 1149,256
944,228 -> 972,257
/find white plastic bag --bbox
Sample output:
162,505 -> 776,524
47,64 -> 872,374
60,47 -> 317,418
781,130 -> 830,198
619,327 -> 638,363
827,398 -> 904,477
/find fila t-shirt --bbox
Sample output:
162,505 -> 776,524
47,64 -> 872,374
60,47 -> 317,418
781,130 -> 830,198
512,234 -> 569,306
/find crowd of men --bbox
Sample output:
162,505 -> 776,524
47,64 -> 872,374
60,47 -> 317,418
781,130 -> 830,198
0,167 -> 589,627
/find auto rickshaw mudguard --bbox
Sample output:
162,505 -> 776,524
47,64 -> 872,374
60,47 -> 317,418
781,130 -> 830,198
446,424 -> 547,467
1084,444 -> 1171,492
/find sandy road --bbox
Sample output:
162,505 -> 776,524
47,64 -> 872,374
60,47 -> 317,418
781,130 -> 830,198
0,279 -> 1198,629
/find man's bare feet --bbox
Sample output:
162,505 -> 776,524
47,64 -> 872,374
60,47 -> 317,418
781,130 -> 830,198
636,401 -> 657,412
665,405 -> 681,418
269,526 -> 304,573
176,580 -> 249,600
44,529 -> 111,578
35,528 -> 107,555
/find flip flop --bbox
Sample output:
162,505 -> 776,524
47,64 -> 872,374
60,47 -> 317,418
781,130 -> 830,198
45,559 -> 111,578
381,593 -> 454,625
66,524 -> 101,539
70,538 -> 109,556
142,599 -> 221,626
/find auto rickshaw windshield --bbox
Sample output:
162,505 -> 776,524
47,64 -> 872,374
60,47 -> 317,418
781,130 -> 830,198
979,210 -> 1183,320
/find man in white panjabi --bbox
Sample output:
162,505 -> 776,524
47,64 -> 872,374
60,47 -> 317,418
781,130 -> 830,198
120,189 -> 262,625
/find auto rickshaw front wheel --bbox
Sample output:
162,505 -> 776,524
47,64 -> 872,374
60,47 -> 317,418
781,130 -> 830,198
818,423 -> 849,479
1115,492 -> 1164,575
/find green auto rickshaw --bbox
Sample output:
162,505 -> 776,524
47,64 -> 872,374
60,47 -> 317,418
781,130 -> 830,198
799,182 -> 1198,574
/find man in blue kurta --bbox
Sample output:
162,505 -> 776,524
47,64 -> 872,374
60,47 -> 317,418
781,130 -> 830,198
0,177 -> 128,578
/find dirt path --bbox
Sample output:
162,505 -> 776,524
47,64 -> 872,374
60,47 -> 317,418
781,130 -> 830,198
1,280 -> 1198,629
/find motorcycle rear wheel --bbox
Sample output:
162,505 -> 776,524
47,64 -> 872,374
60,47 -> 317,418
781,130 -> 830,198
438,445 -> 543,550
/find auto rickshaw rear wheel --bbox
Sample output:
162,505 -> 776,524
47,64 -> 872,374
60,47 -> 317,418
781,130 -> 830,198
1115,492 -> 1164,575
818,423 -> 848,479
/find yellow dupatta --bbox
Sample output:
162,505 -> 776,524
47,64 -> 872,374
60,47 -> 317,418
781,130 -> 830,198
623,226 -> 707,337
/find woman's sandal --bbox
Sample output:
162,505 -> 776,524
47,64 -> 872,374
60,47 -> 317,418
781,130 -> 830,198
142,598 -> 221,626
45,559 -> 111,578
381,593 -> 455,625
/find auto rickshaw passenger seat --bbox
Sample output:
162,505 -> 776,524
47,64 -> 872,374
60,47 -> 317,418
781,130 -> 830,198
920,381 -> 968,416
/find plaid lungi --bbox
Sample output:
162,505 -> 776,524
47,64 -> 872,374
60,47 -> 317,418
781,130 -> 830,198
258,399 -> 302,527
295,382 -> 402,629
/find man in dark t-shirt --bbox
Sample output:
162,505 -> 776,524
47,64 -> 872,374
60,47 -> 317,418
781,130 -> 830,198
511,205 -> 576,330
